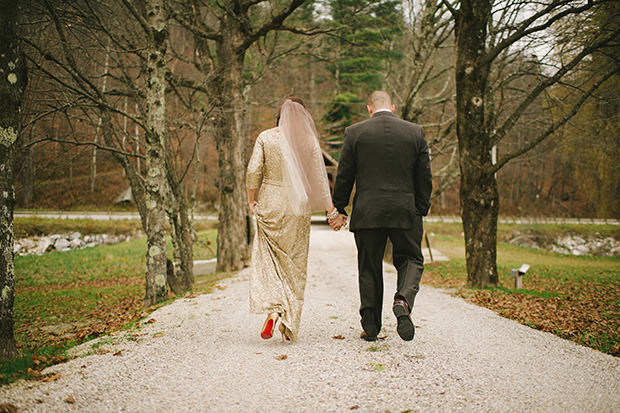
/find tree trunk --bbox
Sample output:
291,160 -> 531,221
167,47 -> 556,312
167,198 -> 194,294
165,147 -> 194,295
211,23 -> 252,273
100,101 -> 189,300
143,0 -> 169,306
460,168 -> 499,287
454,0 -> 499,287
0,0 -> 26,360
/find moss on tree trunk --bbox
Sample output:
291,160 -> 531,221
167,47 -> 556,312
0,0 -> 26,359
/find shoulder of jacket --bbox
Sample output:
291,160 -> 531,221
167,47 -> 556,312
395,118 -> 424,134
346,117 -> 373,132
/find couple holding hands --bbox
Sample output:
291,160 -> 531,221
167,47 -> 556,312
246,91 -> 432,343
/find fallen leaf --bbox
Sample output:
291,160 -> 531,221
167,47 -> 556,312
145,319 -> 156,324
152,333 -> 164,338
275,354 -> 287,361
27,368 -> 40,377
65,395 -> 75,404
350,405 -> 359,410
332,335 -> 345,340
0,403 -> 18,413
113,350 -> 122,356
33,354 -> 48,363
40,374 -> 61,382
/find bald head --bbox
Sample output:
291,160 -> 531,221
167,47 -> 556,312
367,91 -> 394,115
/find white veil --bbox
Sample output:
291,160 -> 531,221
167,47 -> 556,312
278,100 -> 331,215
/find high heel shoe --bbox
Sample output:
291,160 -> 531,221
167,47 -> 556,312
279,322 -> 291,342
261,312 -> 279,339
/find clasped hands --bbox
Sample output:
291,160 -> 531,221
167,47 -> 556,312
328,213 -> 347,231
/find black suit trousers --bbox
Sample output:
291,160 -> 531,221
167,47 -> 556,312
353,215 -> 424,336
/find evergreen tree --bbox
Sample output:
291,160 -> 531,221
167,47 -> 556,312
322,0 -> 405,142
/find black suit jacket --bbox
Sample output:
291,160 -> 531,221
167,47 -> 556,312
332,111 -> 432,231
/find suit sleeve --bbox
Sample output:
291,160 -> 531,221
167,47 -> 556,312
332,128 -> 356,215
414,130 -> 433,216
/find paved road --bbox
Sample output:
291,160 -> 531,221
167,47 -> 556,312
13,210 -> 216,221
1,226 -> 619,412
14,210 -> 620,225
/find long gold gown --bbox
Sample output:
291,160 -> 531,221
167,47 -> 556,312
246,127 -> 330,341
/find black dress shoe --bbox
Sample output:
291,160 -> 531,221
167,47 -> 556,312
393,300 -> 414,341
360,331 -> 378,342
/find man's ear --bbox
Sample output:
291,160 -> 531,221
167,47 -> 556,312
391,104 -> 395,113
367,105 -> 373,116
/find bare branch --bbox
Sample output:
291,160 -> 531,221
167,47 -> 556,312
486,0 -> 614,65
120,0 -> 151,39
34,137 -> 146,160
490,25 -> 620,147
238,0 -> 307,52
490,66 -> 620,174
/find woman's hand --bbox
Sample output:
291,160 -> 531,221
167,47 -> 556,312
247,188 -> 257,215
248,200 -> 257,215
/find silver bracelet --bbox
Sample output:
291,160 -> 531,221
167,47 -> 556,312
327,208 -> 339,220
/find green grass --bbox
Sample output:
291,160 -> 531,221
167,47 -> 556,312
426,228 -> 619,284
496,222 -> 620,241
424,223 -> 620,357
2,223 -> 222,385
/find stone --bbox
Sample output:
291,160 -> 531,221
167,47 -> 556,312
54,237 -> 71,251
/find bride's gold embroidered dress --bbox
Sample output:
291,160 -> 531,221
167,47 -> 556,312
246,128 -> 330,341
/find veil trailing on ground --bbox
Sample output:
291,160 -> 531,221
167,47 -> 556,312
278,100 -> 331,215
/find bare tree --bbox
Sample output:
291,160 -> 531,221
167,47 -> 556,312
445,0 -> 620,286
169,0 -> 309,272
390,0 -> 457,209
132,0 -> 170,305
20,0 -> 197,304
0,0 -> 27,359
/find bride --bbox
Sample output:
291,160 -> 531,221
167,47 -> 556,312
246,97 -> 340,341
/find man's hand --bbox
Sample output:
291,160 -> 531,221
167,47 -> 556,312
329,214 -> 347,231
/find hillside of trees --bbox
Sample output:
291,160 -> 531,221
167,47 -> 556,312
13,0 -> 619,219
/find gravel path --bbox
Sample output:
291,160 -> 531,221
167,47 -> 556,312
2,226 -> 619,412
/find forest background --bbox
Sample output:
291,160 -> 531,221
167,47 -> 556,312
14,0 -> 620,220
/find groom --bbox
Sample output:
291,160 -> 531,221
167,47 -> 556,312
330,91 -> 432,342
